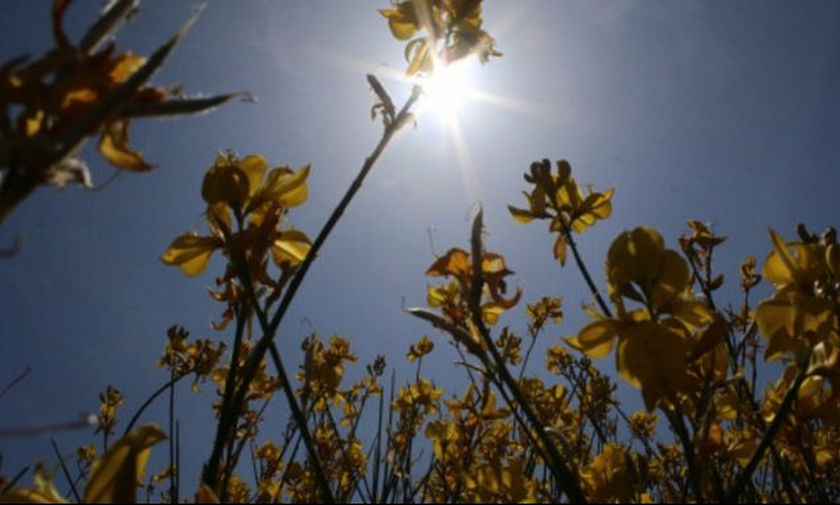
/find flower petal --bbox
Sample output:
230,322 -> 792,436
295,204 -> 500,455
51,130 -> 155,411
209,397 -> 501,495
83,425 -> 166,503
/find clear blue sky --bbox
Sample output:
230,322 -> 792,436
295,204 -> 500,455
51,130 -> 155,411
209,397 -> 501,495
2,0 -> 839,495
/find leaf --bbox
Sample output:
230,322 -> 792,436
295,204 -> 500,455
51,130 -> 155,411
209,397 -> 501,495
83,424 -> 166,503
120,92 -> 252,119
79,0 -> 138,54
98,120 -> 153,172
160,232 -> 221,277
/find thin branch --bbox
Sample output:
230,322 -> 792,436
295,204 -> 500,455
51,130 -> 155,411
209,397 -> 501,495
50,438 -> 81,504
210,82 -> 421,502
0,365 -> 30,399
726,369 -> 807,502
123,373 -> 186,436
467,209 -> 586,503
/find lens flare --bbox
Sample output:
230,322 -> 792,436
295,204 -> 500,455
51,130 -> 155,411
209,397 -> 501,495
417,62 -> 473,120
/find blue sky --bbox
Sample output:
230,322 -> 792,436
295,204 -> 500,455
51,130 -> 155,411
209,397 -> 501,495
1,0 -> 839,495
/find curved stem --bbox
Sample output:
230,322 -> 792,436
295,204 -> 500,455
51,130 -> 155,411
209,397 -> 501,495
123,373 -> 186,436
469,211 -> 586,503
207,85 -> 421,502
560,217 -> 612,319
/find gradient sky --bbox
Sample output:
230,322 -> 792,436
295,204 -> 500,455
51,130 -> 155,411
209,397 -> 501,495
2,0 -> 839,496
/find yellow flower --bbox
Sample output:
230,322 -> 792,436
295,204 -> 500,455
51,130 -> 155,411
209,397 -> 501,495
566,227 -> 711,410
161,152 -> 311,277
0,425 -> 166,504
755,230 -> 839,362
606,226 -> 689,309
509,160 -> 613,265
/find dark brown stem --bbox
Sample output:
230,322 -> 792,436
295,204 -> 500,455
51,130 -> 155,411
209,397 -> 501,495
468,210 -> 586,503
123,373 -> 187,436
559,216 -> 612,319
205,85 -> 421,502
726,369 -> 806,502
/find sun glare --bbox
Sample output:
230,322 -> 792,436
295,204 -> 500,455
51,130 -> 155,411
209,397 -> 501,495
417,62 -> 474,121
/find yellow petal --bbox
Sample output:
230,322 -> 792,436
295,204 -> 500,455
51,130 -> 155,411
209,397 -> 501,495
754,295 -> 833,361
481,253 -> 508,275
481,302 -> 505,325
201,159 -> 250,206
589,189 -> 614,219
25,109 -> 45,137
617,322 -> 689,410
766,229 -> 799,286
426,248 -> 470,278
507,205 -> 534,224
83,425 -> 166,504
206,202 -> 232,235
108,52 -> 146,83
271,229 -> 311,266
61,88 -> 98,109
729,439 -> 757,468
160,232 -> 220,277
553,233 -> 567,265
99,120 -> 154,172
236,154 -> 268,197
815,444 -> 839,467
379,3 -> 418,40
670,300 -> 714,329
261,164 -> 310,208
607,226 -> 665,289
650,250 -> 689,306
0,488 -> 68,504
406,38 -> 432,76
574,320 -> 617,358
196,483 -> 221,503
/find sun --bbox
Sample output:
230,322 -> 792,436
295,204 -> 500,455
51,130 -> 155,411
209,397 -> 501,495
416,61 -> 474,121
